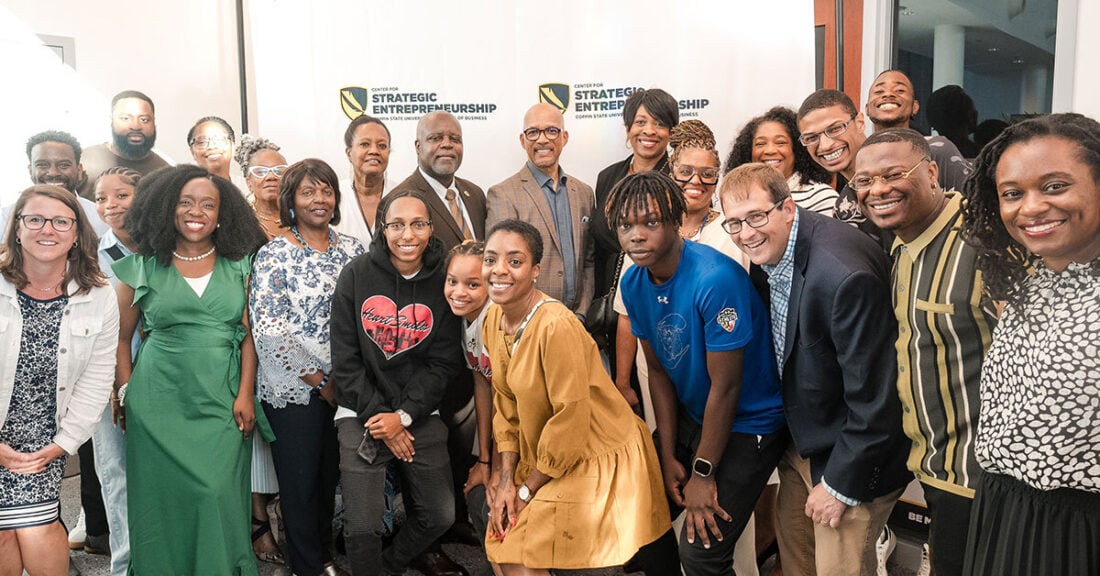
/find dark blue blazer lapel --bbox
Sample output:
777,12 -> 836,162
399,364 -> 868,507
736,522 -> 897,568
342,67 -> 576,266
782,209 -> 814,367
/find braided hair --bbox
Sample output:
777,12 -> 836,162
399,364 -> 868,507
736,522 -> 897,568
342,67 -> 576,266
669,119 -> 720,170
961,112 -> 1100,306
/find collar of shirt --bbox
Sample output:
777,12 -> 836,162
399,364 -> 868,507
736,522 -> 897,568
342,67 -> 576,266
526,161 -> 568,193
419,166 -> 459,203
762,208 -> 800,283
890,192 -> 960,259
97,228 -> 131,255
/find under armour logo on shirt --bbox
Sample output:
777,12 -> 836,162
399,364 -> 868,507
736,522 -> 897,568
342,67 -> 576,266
657,296 -> 669,304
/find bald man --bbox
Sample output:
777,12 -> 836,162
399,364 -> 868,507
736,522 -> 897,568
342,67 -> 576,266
486,103 -> 595,314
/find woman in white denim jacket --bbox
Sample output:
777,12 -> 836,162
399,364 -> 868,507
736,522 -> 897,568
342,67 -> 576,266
0,185 -> 119,575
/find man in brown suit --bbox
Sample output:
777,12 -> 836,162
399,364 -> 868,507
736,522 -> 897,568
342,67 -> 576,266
486,103 -> 595,314
391,111 -> 487,251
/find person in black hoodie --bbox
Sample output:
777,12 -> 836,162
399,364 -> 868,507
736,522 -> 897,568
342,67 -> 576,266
331,191 -> 465,576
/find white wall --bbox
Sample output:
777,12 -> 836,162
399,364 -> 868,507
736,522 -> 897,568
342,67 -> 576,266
1068,0 -> 1100,118
0,1 -> 242,205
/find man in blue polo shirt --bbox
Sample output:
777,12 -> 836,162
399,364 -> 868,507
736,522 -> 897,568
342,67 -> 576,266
609,171 -> 786,576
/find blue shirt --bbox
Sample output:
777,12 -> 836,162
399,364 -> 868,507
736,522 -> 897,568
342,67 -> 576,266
762,209 -> 799,369
621,240 -> 784,434
527,162 -> 577,308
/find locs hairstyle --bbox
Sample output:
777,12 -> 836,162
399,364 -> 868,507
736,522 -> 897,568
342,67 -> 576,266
604,171 -> 686,230
725,106 -> 832,186
961,112 -> 1100,305
124,164 -> 266,266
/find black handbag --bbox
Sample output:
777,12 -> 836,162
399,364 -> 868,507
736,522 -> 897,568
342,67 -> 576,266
584,251 -> 625,349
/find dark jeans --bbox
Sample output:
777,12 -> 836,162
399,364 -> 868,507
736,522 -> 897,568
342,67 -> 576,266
264,396 -> 339,576
923,482 -> 975,576
77,439 -> 109,538
665,415 -> 789,576
337,415 -> 454,576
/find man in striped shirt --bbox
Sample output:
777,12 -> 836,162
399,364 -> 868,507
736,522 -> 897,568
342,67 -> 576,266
852,128 -> 998,576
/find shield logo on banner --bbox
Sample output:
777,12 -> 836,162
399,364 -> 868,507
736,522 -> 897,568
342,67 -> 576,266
340,87 -> 369,120
538,83 -> 571,113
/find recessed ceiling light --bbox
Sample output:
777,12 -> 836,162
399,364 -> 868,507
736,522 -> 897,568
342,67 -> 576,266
988,47 -> 1000,52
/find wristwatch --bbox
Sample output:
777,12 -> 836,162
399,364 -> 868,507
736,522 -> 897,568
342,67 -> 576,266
518,484 -> 534,503
395,409 -> 412,428
692,457 -> 714,478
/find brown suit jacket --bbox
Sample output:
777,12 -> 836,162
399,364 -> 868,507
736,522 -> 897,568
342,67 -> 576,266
486,165 -> 595,313
390,169 -> 487,251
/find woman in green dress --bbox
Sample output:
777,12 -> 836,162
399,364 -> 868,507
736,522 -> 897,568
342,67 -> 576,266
113,165 -> 268,575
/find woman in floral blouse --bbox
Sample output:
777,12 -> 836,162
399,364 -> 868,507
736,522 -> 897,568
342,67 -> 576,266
249,159 -> 363,576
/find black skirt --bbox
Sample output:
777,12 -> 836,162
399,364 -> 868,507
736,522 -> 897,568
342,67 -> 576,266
964,472 -> 1100,576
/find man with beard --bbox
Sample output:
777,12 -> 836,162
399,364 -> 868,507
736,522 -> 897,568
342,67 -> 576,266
77,90 -> 170,200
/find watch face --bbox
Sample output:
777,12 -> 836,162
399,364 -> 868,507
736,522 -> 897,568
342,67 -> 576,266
692,458 -> 713,477
518,485 -> 531,501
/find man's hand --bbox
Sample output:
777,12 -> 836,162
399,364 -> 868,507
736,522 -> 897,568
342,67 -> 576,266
661,458 -> 688,507
380,428 -> 415,462
683,475 -> 731,549
805,483 -> 849,529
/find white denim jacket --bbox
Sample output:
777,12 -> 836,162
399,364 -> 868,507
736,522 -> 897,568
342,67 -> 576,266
0,278 -> 119,454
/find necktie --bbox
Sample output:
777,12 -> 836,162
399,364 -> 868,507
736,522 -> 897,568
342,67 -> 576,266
446,188 -> 472,240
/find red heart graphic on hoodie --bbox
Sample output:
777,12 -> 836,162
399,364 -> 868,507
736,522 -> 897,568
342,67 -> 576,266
360,295 -> 433,359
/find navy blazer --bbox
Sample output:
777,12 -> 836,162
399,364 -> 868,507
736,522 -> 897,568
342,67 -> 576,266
751,208 -> 911,502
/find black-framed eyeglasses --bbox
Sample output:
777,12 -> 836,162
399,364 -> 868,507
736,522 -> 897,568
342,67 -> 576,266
248,165 -> 289,179
189,135 -> 232,150
17,214 -> 76,232
721,200 -> 786,234
382,220 -> 432,234
671,164 -> 720,185
522,126 -> 562,141
798,115 -> 856,147
848,158 -> 929,192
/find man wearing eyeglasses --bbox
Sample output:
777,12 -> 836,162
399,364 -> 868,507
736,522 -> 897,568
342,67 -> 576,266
852,128 -> 995,576
719,163 -> 911,576
486,103 -> 595,315
77,91 -> 170,201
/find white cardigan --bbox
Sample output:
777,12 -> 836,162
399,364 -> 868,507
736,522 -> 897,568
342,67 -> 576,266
0,278 -> 119,454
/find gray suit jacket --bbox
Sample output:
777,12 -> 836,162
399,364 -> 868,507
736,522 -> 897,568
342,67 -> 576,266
390,169 -> 487,252
486,166 -> 595,313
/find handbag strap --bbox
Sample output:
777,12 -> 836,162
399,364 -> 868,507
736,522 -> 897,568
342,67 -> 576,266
608,251 -> 626,299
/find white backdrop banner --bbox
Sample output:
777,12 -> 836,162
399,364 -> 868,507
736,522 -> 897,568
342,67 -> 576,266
248,0 -> 816,192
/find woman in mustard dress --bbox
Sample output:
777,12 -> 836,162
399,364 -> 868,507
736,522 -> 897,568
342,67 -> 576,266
482,220 -> 675,574
113,165 -> 269,575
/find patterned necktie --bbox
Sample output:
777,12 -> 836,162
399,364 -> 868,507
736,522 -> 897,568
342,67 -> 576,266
446,188 -> 472,240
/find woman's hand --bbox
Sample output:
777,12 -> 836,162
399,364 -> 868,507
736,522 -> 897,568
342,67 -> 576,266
319,381 -> 337,407
233,394 -> 256,439
464,461 -> 490,495
111,396 -> 126,431
380,429 -> 416,463
489,477 -> 518,540
0,443 -> 65,474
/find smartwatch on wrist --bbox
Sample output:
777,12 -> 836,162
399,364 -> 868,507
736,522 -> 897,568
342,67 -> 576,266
692,457 -> 714,478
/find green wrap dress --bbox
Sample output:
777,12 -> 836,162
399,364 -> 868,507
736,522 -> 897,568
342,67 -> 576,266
114,254 -> 272,576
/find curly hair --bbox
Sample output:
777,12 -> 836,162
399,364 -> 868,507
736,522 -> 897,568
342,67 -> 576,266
487,219 -> 544,266
725,106 -> 832,186
26,130 -> 82,163
604,171 -> 686,231
233,134 -> 282,178
961,113 -> 1100,306
1,185 -> 105,294
669,119 -> 720,169
279,159 -> 342,227
124,164 -> 266,266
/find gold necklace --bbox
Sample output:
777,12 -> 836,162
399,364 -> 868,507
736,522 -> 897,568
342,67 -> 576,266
681,209 -> 718,239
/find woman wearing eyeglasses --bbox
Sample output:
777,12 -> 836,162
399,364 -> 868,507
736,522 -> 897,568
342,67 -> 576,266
251,159 -> 363,576
188,116 -> 237,181
330,191 -> 464,576
235,135 -> 289,240
0,185 -> 118,576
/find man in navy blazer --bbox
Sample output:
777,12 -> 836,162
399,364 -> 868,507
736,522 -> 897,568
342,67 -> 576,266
719,163 -> 910,576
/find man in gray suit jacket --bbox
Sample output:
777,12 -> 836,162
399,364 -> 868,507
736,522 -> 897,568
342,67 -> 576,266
391,111 -> 487,251
486,103 -> 595,314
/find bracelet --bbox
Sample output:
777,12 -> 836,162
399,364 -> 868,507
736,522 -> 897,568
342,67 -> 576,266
117,383 -> 128,406
477,459 -> 490,465
314,372 -> 330,393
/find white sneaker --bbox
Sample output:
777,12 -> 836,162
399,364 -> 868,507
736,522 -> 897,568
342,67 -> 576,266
67,508 -> 86,550
917,542 -> 932,576
875,525 -> 896,576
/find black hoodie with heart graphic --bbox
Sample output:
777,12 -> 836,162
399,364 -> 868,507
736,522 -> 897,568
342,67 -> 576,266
331,227 -> 464,424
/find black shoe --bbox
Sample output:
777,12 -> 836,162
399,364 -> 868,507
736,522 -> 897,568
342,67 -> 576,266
409,550 -> 470,576
440,520 -> 481,547
83,533 -> 111,556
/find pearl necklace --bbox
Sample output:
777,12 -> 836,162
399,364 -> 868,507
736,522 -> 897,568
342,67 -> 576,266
172,246 -> 216,261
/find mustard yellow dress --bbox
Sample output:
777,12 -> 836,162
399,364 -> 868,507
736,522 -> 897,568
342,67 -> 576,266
483,297 -> 670,569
